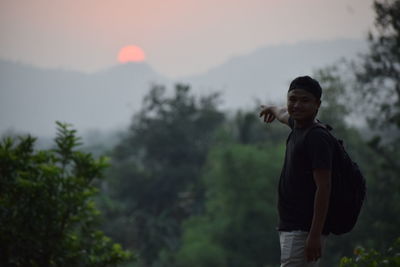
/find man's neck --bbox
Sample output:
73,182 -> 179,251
294,118 -> 317,129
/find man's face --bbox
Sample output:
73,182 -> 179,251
287,89 -> 321,121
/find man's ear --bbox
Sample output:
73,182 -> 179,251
315,99 -> 321,116
316,99 -> 321,108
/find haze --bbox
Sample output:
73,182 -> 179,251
0,0 -> 374,78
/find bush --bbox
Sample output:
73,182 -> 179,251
0,122 -> 132,266
340,237 -> 400,266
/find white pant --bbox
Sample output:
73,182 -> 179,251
279,231 -> 327,267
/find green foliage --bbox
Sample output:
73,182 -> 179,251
340,237 -> 400,266
347,0 -> 400,255
0,122 -> 132,266
176,143 -> 285,267
311,63 -> 400,266
354,0 -> 400,171
102,84 -> 225,266
176,216 -> 227,267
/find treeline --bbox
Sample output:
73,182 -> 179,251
98,84 -> 287,267
96,76 -> 396,267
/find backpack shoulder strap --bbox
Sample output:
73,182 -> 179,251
303,122 -> 340,153
304,121 -> 332,137
286,121 -> 332,144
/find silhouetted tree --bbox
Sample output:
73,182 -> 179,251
103,84 -> 224,266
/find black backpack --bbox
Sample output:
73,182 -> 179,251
306,123 -> 366,235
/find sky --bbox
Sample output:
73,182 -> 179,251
0,0 -> 375,78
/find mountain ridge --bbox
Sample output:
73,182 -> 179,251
0,38 -> 367,137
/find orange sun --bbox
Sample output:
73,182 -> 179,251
118,45 -> 146,63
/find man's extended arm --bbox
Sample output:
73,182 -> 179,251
259,105 -> 290,126
306,169 -> 331,262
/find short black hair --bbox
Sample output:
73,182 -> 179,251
288,76 -> 322,100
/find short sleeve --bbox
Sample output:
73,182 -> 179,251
305,128 -> 334,170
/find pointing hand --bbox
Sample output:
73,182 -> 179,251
259,105 -> 276,123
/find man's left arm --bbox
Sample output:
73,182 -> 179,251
305,168 -> 331,262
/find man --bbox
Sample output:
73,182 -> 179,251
259,76 -> 334,266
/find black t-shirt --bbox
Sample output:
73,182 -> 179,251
278,117 -> 334,234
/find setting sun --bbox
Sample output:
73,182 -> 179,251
118,45 -> 146,63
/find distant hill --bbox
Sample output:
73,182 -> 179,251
0,61 -> 168,137
0,38 -> 366,137
180,38 -> 367,109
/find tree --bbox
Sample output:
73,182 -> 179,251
102,84 -> 225,266
314,65 -> 350,132
356,0 -> 400,134
352,0 -> 400,251
355,0 -> 400,172
176,143 -> 285,267
0,122 -> 132,266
